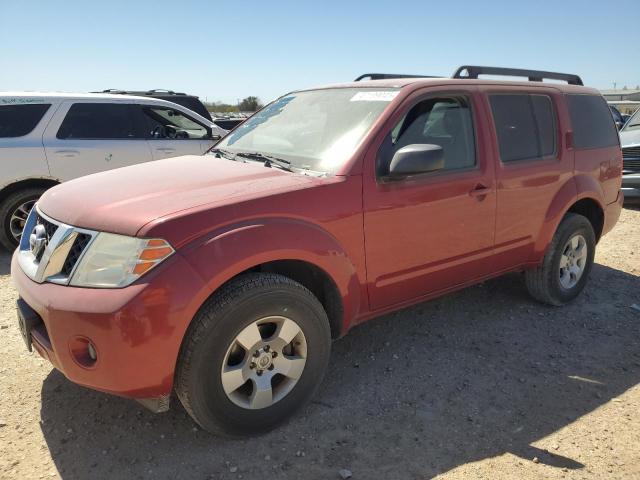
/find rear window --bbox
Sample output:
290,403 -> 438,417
57,103 -> 144,140
489,94 -> 556,162
0,103 -> 51,138
567,94 -> 619,149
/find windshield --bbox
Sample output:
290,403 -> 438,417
622,108 -> 640,130
214,88 -> 399,174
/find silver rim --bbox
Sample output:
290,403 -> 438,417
9,199 -> 37,242
221,316 -> 307,410
559,234 -> 588,289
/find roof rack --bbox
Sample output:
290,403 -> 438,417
452,65 -> 583,86
354,73 -> 439,81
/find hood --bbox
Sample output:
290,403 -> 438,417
620,127 -> 640,147
39,155 -> 327,236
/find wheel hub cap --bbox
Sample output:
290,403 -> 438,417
256,351 -> 272,370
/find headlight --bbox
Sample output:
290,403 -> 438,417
69,233 -> 174,288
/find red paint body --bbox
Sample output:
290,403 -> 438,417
11,78 -> 623,400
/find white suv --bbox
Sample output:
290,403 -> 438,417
0,92 -> 227,249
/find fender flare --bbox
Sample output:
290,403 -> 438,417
533,175 -> 605,260
179,217 -> 364,335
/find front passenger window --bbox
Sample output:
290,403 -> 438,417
379,96 -> 476,176
141,106 -> 210,140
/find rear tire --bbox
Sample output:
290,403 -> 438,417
175,273 -> 331,436
0,188 -> 47,251
524,213 -> 595,306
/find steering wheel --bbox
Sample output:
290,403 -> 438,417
165,125 -> 177,139
151,126 -> 167,139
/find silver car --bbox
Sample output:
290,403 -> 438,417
619,109 -> 640,201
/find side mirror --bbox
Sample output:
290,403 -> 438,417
615,120 -> 623,130
388,144 -> 444,178
211,134 -> 222,141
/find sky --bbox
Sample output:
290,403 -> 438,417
1,0 -> 639,105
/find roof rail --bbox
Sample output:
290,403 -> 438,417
354,73 -> 438,81
452,66 -> 583,86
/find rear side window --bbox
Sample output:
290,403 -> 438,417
567,94 -> 619,149
57,103 -> 144,140
489,94 -> 556,162
0,104 -> 51,138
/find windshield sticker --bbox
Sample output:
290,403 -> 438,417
350,91 -> 399,102
1,98 -> 45,105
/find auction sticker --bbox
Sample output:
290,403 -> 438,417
1,98 -> 46,104
350,91 -> 399,102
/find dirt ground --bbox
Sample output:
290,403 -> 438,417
1,207 -> 639,480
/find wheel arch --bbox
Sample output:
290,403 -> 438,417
0,177 -> 60,204
216,259 -> 344,340
178,218 -> 365,341
534,176 -> 605,262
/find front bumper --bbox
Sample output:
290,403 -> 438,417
11,250 -> 206,399
621,173 -> 640,200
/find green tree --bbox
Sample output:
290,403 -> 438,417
238,96 -> 262,112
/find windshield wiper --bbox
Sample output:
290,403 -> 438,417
209,148 -> 242,161
235,152 -> 294,172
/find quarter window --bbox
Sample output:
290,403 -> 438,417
57,103 -> 143,140
379,96 -> 476,176
489,94 -> 556,163
0,104 -> 51,138
567,94 -> 619,149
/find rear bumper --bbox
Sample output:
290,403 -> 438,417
602,190 -> 624,237
621,173 -> 640,199
11,250 -> 206,399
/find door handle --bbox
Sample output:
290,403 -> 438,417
469,185 -> 491,198
54,150 -> 79,158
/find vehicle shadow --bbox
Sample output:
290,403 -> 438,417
39,264 -> 640,479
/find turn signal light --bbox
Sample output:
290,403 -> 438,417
133,239 -> 174,275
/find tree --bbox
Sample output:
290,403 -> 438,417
239,96 -> 262,112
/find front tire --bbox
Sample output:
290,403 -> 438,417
175,273 -> 331,436
524,213 -> 596,306
0,188 -> 47,251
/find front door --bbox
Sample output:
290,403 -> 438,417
139,104 -> 215,160
363,88 -> 496,310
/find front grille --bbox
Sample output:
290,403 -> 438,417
61,233 -> 92,276
18,207 -> 96,285
622,146 -> 640,172
36,214 -> 58,240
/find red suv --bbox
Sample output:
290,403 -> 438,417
12,66 -> 623,435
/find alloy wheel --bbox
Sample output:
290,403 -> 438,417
9,199 -> 36,243
559,233 -> 588,289
220,316 -> 307,409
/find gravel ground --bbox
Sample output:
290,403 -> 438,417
1,207 -> 639,480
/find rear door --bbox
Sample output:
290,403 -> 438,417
43,101 -> 153,180
139,103 -> 218,160
482,86 -> 573,271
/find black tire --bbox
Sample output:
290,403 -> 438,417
175,273 -> 331,436
524,213 -> 596,306
0,188 -> 47,251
